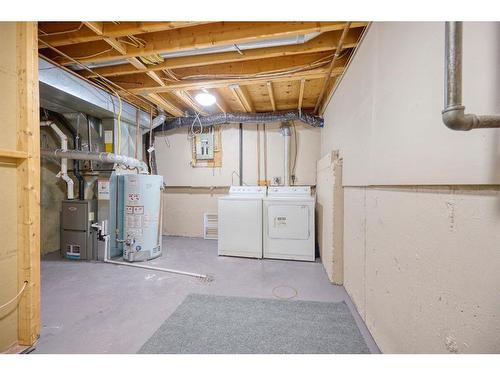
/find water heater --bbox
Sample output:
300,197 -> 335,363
122,174 -> 163,262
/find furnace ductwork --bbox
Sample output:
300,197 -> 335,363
160,110 -> 324,131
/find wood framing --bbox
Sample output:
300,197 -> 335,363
266,82 -> 277,111
298,78 -> 306,110
38,21 -> 368,115
0,22 -> 40,353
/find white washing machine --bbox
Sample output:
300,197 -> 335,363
218,186 -> 267,258
263,186 -> 315,261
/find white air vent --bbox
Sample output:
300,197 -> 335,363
204,213 -> 218,240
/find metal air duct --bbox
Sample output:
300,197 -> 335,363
159,110 -> 323,132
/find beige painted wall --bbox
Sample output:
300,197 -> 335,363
156,122 -> 321,237
321,22 -> 500,353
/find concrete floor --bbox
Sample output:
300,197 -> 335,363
36,236 -> 380,353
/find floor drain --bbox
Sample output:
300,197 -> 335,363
272,285 -> 298,300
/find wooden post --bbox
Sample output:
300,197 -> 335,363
16,22 -> 41,347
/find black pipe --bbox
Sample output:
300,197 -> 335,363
73,136 -> 85,200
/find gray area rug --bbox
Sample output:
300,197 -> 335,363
138,294 -> 370,354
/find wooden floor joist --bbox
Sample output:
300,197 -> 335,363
267,82 -> 277,111
38,21 -> 367,114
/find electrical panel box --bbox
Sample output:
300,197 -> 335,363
60,200 -> 97,260
195,133 -> 214,160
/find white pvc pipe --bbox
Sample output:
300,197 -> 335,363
47,122 -> 74,199
41,149 -> 149,174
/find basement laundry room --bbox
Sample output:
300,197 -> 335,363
1,3 -> 500,366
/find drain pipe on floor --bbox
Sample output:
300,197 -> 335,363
442,21 -> 500,130
96,221 -> 212,281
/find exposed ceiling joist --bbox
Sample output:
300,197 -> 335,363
145,93 -> 184,117
47,21 -> 368,65
121,66 -> 345,94
83,22 -> 128,55
211,90 -> 229,113
267,82 -> 277,111
78,28 -> 364,79
298,78 -> 306,110
229,85 -> 254,112
38,21 -> 210,48
126,57 -> 165,86
38,21 -> 368,115
314,22 -> 351,113
173,90 -> 209,115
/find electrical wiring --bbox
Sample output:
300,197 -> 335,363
38,22 -> 84,36
71,47 -> 115,61
231,170 -> 248,186
173,54 -> 336,82
119,35 -> 147,48
0,281 -> 28,312
38,39 -> 155,113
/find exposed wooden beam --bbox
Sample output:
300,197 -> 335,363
103,37 -> 127,55
83,22 -> 128,56
105,51 -> 350,92
145,93 -> 184,117
16,22 -> 41,347
266,82 -> 277,111
82,21 -> 103,35
314,22 -> 351,113
121,66 -> 345,95
173,90 -> 209,115
211,89 -> 229,113
126,57 -> 165,86
298,78 -> 306,110
39,21 -> 211,48
229,85 -> 254,112
49,22 -> 368,65
79,28 -> 363,79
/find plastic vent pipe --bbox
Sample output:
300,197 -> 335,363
442,22 -> 500,130
41,149 -> 149,174
41,121 -> 74,199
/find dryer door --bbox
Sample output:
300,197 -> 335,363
267,204 -> 310,240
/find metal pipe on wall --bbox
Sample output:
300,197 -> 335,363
442,21 -> 500,130
280,122 -> 292,186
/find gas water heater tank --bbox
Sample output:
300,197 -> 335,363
123,174 -> 163,262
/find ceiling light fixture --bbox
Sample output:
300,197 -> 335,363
195,92 -> 216,107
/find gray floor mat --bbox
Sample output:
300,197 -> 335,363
138,294 -> 370,354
